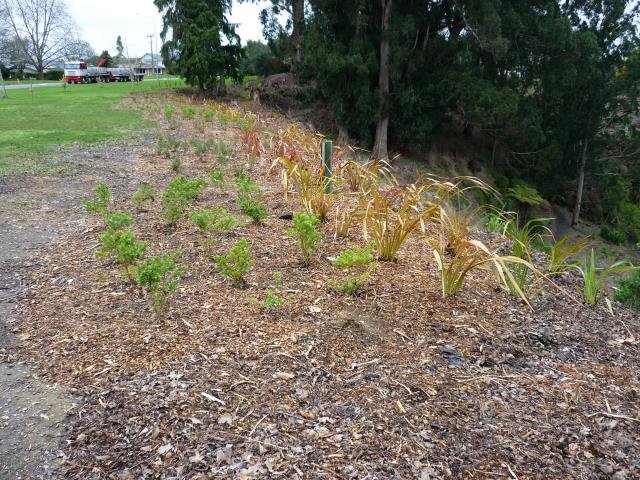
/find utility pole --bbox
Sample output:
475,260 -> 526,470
0,67 -> 7,99
147,34 -> 154,80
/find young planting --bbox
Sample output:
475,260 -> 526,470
134,253 -> 183,314
577,250 -> 638,307
83,181 -> 112,218
214,238 -> 254,286
363,185 -> 436,262
263,271 -> 285,311
288,212 -> 322,266
132,184 -> 156,208
162,176 -> 207,225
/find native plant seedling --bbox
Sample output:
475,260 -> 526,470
132,184 -> 156,207
189,209 -> 217,232
333,244 -> 375,269
288,212 -> 321,266
83,181 -> 111,217
214,238 -> 254,286
333,269 -> 372,296
134,252 -> 183,314
209,168 -> 226,189
164,104 -> 175,119
576,249 -> 637,307
237,194 -> 268,223
171,158 -> 182,172
263,271 -> 285,311
182,105 -> 196,119
162,176 -> 207,225
547,236 -> 588,273
104,211 -> 133,231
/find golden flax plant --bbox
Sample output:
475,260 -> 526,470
362,184 -> 439,261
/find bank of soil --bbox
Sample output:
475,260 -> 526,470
4,92 -> 640,479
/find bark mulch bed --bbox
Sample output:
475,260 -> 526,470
10,92 -> 640,479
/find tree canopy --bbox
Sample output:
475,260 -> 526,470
154,0 -> 242,91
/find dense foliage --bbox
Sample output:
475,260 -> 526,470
154,0 -> 242,90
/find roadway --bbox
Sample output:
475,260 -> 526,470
1,78 -> 179,91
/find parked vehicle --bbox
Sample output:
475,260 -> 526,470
63,61 -> 144,84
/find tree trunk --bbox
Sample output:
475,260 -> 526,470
372,0 -> 392,161
337,125 -> 349,145
571,139 -> 589,227
291,0 -> 305,70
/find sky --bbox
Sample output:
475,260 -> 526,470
65,0 -> 270,58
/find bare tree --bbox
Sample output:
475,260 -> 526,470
1,0 -> 74,79
64,39 -> 94,61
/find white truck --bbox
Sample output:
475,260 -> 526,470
63,61 -> 144,84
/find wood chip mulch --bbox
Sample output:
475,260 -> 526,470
8,92 -> 640,479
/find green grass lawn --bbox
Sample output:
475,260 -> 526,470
0,80 -> 184,175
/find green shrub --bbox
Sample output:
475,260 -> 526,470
211,208 -> 242,231
162,176 -> 207,225
157,135 -> 181,158
333,271 -> 370,296
189,208 -> 240,233
237,194 -> 268,223
83,181 -> 111,217
600,225 -> 627,244
182,105 -> 196,119
217,111 -> 230,125
619,202 -> 640,242
615,270 -> 640,310
333,244 -> 374,269
215,141 -> 231,162
209,169 -> 225,188
171,158 -> 182,172
134,253 -> 183,313
189,209 -> 217,232
191,139 -> 213,156
214,238 -> 254,285
114,230 -> 147,265
288,212 -> 321,265
104,211 -> 133,231
264,272 -> 284,311
164,105 -> 175,119
235,171 -> 261,194
203,109 -> 216,120
132,184 -> 156,207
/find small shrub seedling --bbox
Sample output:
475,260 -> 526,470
164,104 -> 175,119
191,139 -> 213,157
114,230 -> 147,266
134,252 -> 183,314
104,211 -> 133,231
288,212 -> 321,266
132,184 -> 156,207
263,272 -> 285,311
83,181 -> 111,217
182,105 -> 196,119
615,270 -> 640,310
209,168 -> 226,189
214,238 -> 254,286
333,270 -> 371,296
162,176 -> 207,225
171,158 -> 182,172
237,194 -> 268,223
189,209 -> 217,232
333,244 -> 375,269
215,141 -> 231,162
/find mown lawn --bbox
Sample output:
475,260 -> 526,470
0,80 -> 184,175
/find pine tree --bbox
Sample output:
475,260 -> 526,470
154,0 -> 242,91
